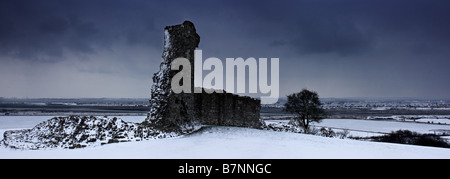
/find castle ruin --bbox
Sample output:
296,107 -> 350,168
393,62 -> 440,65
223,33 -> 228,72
1,21 -> 262,150
145,21 -> 263,133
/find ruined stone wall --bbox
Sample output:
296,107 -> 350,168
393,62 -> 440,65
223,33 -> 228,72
195,92 -> 262,128
147,21 -> 263,132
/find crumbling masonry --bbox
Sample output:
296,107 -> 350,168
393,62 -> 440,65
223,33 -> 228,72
0,21 -> 262,150
145,21 -> 262,133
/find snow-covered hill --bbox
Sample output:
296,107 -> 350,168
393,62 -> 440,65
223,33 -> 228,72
1,116 -> 179,150
1,126 -> 449,159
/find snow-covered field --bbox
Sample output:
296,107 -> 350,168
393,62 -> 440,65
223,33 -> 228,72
313,119 -> 450,137
1,116 -> 449,159
266,119 -> 450,137
0,116 -> 60,129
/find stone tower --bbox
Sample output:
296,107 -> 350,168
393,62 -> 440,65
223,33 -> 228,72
146,21 -> 263,133
146,21 -> 201,133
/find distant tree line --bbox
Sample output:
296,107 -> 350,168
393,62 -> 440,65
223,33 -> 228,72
372,130 -> 449,148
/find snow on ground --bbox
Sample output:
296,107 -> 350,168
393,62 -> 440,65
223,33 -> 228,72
0,116 -> 58,129
266,119 -> 450,137
0,126 -> 449,159
0,116 -> 146,129
1,116 -> 449,159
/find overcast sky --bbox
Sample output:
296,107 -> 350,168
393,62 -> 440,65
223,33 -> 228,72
1,0 -> 449,99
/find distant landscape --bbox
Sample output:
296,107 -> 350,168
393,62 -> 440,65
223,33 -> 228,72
1,97 -> 450,158
2,97 -> 450,119
0,98 -> 150,116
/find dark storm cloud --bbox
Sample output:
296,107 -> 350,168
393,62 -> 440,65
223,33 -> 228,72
260,0 -> 450,57
289,19 -> 373,56
258,2 -> 375,56
0,0 -> 163,62
1,0 -> 450,98
124,21 -> 160,48
2,0 -> 450,60
0,1 -> 110,61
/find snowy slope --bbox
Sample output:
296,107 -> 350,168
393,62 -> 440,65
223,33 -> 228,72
267,119 -> 450,137
0,116 -> 182,150
1,126 -> 449,159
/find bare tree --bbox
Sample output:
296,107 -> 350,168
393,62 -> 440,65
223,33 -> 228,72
284,89 -> 325,133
